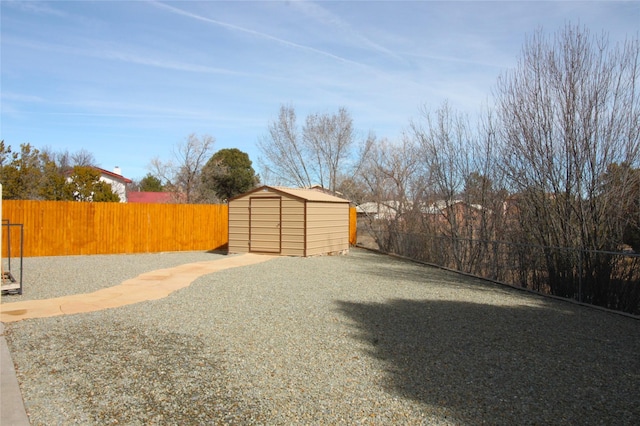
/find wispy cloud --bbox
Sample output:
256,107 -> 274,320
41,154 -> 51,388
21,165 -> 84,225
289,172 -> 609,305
4,94 -> 235,123
101,49 -> 249,76
289,0 -> 403,61
1,92 -> 46,103
2,36 -> 250,76
404,50 -> 514,71
3,0 -> 69,18
147,0 -> 370,68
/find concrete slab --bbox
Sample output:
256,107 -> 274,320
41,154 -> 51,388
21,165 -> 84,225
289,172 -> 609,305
1,322 -> 30,426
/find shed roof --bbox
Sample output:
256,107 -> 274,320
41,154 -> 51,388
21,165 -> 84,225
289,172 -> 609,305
232,185 -> 349,203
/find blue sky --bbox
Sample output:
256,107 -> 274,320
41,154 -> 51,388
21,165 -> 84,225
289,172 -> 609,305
1,1 -> 638,181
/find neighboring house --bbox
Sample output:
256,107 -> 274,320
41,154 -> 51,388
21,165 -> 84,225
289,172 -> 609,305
65,166 -> 132,202
356,201 -> 398,220
127,192 -> 181,204
95,166 -> 132,202
423,200 -> 490,238
355,200 -> 409,220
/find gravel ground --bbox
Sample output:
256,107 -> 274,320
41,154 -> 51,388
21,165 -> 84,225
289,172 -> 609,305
3,248 -> 640,425
1,251 -> 226,302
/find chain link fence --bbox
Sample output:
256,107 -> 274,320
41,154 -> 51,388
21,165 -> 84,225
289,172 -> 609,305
357,223 -> 640,315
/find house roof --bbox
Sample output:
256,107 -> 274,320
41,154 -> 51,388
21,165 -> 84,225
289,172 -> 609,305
355,200 -> 490,216
231,185 -> 349,203
356,201 -> 401,214
94,167 -> 133,184
127,192 -> 175,203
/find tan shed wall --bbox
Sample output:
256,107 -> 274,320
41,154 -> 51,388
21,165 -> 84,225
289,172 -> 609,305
305,202 -> 350,256
228,198 -> 250,253
280,197 -> 305,256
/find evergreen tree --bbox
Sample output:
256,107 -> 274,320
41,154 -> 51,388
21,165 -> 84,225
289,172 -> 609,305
66,166 -> 120,202
0,142 -> 43,199
139,173 -> 164,192
201,148 -> 259,201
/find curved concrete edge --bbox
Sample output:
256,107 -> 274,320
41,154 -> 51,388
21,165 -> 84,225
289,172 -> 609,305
1,322 -> 30,426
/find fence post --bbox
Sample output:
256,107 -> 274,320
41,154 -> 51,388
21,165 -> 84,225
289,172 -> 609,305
492,240 -> 498,281
578,248 -> 583,303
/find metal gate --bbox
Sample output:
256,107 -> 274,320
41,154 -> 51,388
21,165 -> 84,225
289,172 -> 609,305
1,219 -> 24,295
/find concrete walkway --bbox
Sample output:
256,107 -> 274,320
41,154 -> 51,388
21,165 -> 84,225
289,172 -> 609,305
0,253 -> 273,425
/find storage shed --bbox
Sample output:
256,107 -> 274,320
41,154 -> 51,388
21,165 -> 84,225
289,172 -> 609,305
228,186 -> 350,256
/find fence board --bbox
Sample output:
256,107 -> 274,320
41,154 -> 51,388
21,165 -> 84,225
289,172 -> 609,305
2,201 -> 229,257
349,206 -> 357,246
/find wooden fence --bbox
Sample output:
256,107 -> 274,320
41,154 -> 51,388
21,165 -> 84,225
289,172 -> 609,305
2,201 -> 229,257
2,200 -> 358,257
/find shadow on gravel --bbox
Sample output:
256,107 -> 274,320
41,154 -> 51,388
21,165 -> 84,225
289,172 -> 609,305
7,320 -> 264,425
336,298 -> 640,424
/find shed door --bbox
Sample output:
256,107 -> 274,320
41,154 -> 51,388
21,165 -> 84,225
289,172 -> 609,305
249,197 -> 282,253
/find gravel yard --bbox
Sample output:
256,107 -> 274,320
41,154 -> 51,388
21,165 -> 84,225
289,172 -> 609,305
3,248 -> 639,425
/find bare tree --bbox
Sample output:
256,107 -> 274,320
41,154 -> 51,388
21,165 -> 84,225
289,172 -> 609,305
494,24 -> 640,303
258,105 -> 312,188
495,25 -> 640,251
39,147 -> 97,171
357,135 -> 426,252
149,134 -> 215,203
71,148 -> 97,167
258,105 -> 371,193
361,136 -> 425,215
412,102 -> 473,204
410,102 -> 502,270
302,107 -> 355,192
